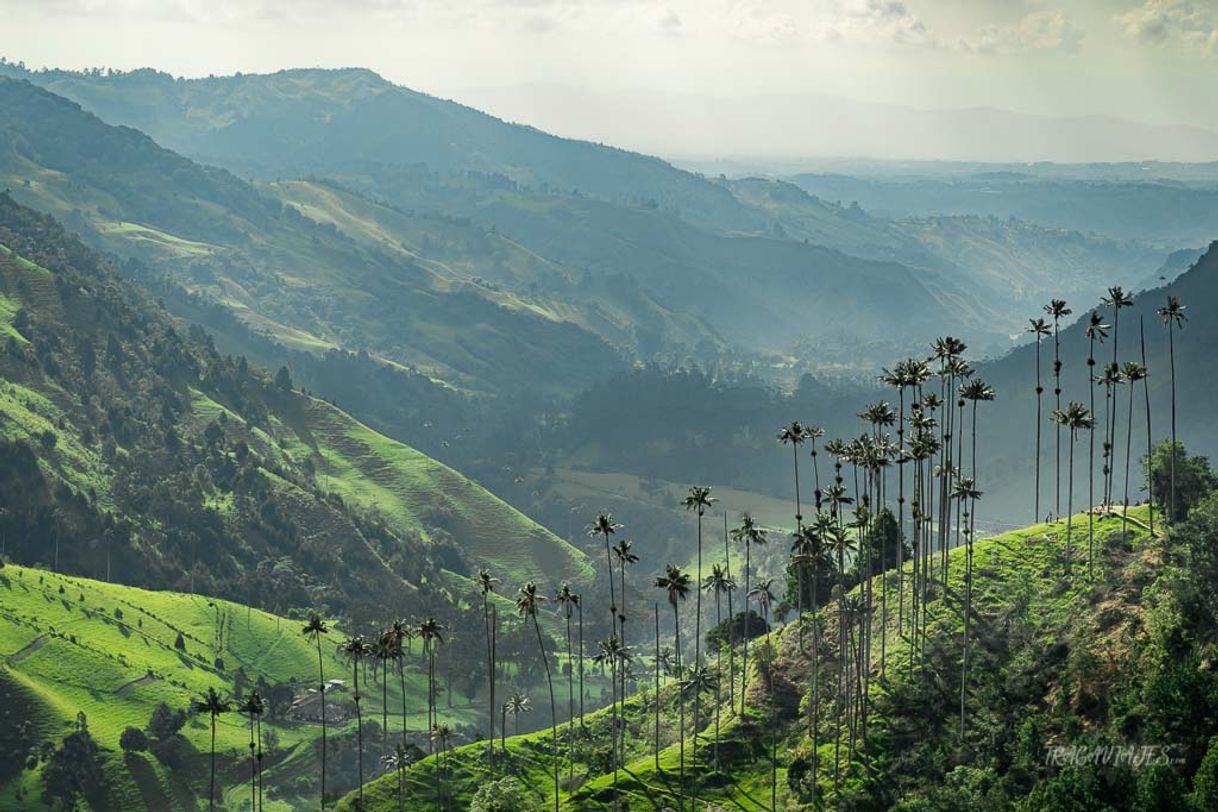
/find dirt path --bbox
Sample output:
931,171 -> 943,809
6,634 -> 48,665
115,672 -> 160,697
1088,505 -> 1163,539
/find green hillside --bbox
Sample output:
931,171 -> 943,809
342,502 -> 1218,810
0,190 -> 588,619
0,565 -> 475,810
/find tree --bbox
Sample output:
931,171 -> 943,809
193,687 -> 232,812
119,726 -> 148,754
556,583 -> 578,782
417,615 -> 444,806
611,536 -> 638,758
682,485 -> 715,751
1085,312 -> 1109,570
1052,402 -> 1094,575
1121,362 -> 1148,536
477,569 -> 501,759
778,421 -> 809,527
1157,295 -> 1187,522
337,635 -> 368,809
1144,441 -> 1216,524
593,634 -> 630,806
238,691 -> 265,812
516,581 -> 560,812
1102,286 -> 1134,504
1028,318 -> 1052,522
302,613 -> 330,809
702,562 -> 734,764
959,375 -> 994,740
381,743 -> 417,812
588,512 -> 622,642
41,715 -> 104,809
274,365 -> 293,391
1044,300 -> 1072,517
730,513 -> 767,714
372,631 -> 395,751
747,579 -> 779,811
655,563 -> 692,811
469,777 -> 530,812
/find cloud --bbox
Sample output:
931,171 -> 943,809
657,8 -> 683,36
808,0 -> 934,47
1117,0 -> 1218,54
960,9 -> 1084,55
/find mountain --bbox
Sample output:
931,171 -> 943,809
789,168 -> 1218,247
451,84 -> 1218,164
965,241 -> 1218,522
0,66 -> 758,231
0,191 -> 590,620
0,76 -> 628,397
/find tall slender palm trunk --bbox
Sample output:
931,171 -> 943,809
723,512 -> 735,702
674,603 -> 685,812
654,603 -> 661,770
741,537 -> 752,715
1168,319 -> 1178,521
1140,319 -> 1155,534
315,640 -> 327,809
1035,334 -> 1044,522
1088,334 -> 1097,577
531,614 -> 560,812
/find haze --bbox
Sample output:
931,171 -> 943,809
2,0 -> 1218,162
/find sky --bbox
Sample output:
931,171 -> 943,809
2,0 -> 1217,160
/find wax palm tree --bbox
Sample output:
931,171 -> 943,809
611,537 -> 639,753
516,582 -> 559,812
1053,402 -> 1095,574
589,512 -> 623,639
337,635 -> 369,808
720,511 -> 737,702
194,687 -> 231,812
806,424 -> 826,508
1139,317 -> 1156,534
556,583 -> 578,769
593,633 -> 631,807
302,614 -> 330,808
730,513 -> 767,713
430,722 -> 455,796
703,563 -> 733,764
1044,300 -> 1072,516
1121,362 -> 1148,535
1097,362 -> 1126,508
655,564 -> 692,809
679,664 -> 718,767
381,744 -> 415,812
746,578 -> 778,809
779,421 -> 810,526
1028,317 -> 1052,521
1102,286 -> 1135,502
371,632 -> 395,750
1158,295 -> 1187,521
417,618 -> 444,771
476,569 -> 500,754
1085,312 -> 1110,565
507,690 -> 531,735
952,476 -> 982,740
238,692 -> 264,812
683,485 -> 715,746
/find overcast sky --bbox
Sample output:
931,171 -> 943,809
3,1 -> 1217,159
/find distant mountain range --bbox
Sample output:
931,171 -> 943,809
452,84 -> 1218,164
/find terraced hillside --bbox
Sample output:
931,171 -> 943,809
0,565 -> 473,810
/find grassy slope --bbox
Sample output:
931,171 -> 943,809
343,507 -> 1157,810
0,566 -> 477,810
271,396 -> 592,587
1,231 -> 589,598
